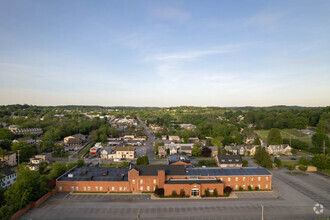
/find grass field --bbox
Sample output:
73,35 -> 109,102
78,144 -> 93,158
255,129 -> 309,140
281,160 -> 299,166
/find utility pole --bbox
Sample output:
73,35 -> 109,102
323,140 -> 326,156
261,204 -> 264,220
17,150 -> 20,169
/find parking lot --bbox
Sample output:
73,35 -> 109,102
20,169 -> 329,220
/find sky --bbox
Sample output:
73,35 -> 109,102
0,0 -> 329,107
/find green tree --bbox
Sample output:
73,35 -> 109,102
291,149 -> 297,155
267,128 -> 283,145
312,154 -> 330,169
213,188 -> 218,197
211,137 -> 223,154
76,159 -> 85,167
253,138 -> 261,145
298,156 -> 310,165
38,161 -> 48,174
204,188 -> 210,197
0,128 -> 14,140
180,189 -> 185,197
48,162 -> 67,180
242,160 -> 248,167
312,133 -> 329,154
11,142 -> 36,162
274,157 -> 281,167
192,145 -> 202,157
286,165 -> 295,174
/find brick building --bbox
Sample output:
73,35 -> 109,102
215,155 -> 242,167
57,165 -> 272,197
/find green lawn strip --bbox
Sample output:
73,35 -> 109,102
318,169 -> 330,176
282,129 -> 309,138
281,160 -> 299,166
78,143 -> 94,158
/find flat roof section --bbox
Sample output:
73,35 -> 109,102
186,167 -> 271,176
165,179 -> 222,185
57,167 -> 129,182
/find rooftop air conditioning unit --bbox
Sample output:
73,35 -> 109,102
68,174 -> 73,178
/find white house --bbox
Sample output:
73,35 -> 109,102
0,169 -> 17,188
267,144 -> 292,155
168,136 -> 181,142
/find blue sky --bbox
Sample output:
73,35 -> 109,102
0,0 -> 329,107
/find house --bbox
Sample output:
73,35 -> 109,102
57,165 -> 272,197
90,143 -> 103,155
188,137 -> 199,144
244,135 -> 256,144
10,128 -> 43,136
267,144 -> 292,155
179,124 -> 196,130
109,146 -> 135,159
0,169 -> 17,188
168,136 -> 181,143
158,146 -> 167,157
123,135 -> 135,140
8,125 -> 19,131
209,146 -> 218,157
238,146 -> 246,155
100,148 -> 113,159
0,152 -> 17,167
35,153 -> 52,162
13,136 -> 36,145
215,155 -> 242,167
179,145 -> 193,156
169,146 -> 178,155
64,134 -> 86,146
224,145 -> 238,155
237,115 -> 244,122
245,145 -> 257,156
162,135 -> 167,141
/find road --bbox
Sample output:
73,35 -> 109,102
20,167 -> 330,220
137,118 -> 156,158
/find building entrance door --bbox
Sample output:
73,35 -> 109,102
191,189 -> 199,197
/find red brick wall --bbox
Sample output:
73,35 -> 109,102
216,175 -> 271,190
56,180 -> 130,192
164,183 -> 223,196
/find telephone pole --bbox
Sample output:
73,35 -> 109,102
323,140 -> 326,156
17,150 -> 20,169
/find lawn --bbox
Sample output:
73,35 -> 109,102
255,129 -> 308,140
318,169 -> 330,176
78,144 -> 93,158
281,160 -> 299,166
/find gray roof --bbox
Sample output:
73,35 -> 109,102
180,146 -> 192,151
217,155 -> 242,164
186,167 -> 271,176
167,154 -> 191,164
165,179 -> 221,185
132,165 -> 185,176
57,167 -> 129,181
0,169 -> 16,177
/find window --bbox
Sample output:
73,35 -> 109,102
243,185 -> 246,189
124,187 -> 127,191
112,187 -> 115,191
243,177 -> 246,181
119,187 -> 122,191
88,186 -> 91,191
235,177 -> 238,181
266,177 -> 268,181
258,177 -> 260,181
100,187 -> 103,191
140,179 -> 143,184
235,185 -> 238,189
258,184 -> 260,189
83,187 -> 86,191
153,179 -> 156,184
251,177 -> 253,181
140,186 -> 143,191
154,186 -> 156,190
265,184 -> 268,189
147,186 -> 150,191
71,186 -> 74,191
220,178 -> 223,181
132,180 -> 135,184
251,185 -> 253,189
59,186 -> 63,191
76,186 -> 79,191
228,177 -> 231,182
95,187 -> 98,191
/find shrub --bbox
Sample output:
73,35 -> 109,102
171,190 -> 177,197
248,185 -> 252,191
239,186 -> 243,191
274,157 -> 281,167
242,160 -> 248,167
154,188 -> 164,196
213,188 -> 218,197
204,188 -> 210,197
255,186 -> 259,191
291,149 -> 297,155
224,186 -> 233,194
180,189 -> 185,197
299,156 -> 310,165
299,165 -> 308,172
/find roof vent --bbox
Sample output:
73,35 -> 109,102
68,174 -> 73,178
